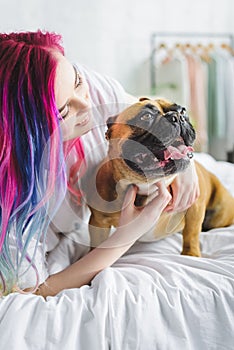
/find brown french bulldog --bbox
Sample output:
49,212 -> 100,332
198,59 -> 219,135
87,98 -> 234,256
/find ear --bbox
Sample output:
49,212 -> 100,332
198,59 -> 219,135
139,97 -> 150,102
105,115 -> 118,140
163,103 -> 185,114
106,115 -> 118,128
155,98 -> 176,112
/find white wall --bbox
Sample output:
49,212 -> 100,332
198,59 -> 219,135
0,0 -> 233,95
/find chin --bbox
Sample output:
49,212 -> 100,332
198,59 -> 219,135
65,122 -> 93,140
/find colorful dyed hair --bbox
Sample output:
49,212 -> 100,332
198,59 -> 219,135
0,30 -> 85,295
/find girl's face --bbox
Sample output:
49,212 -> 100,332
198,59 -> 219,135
54,52 -> 93,141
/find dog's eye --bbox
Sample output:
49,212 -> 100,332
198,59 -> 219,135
140,113 -> 153,121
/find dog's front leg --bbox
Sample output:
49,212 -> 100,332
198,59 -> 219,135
181,202 -> 206,257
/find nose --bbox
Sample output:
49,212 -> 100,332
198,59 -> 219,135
74,94 -> 90,110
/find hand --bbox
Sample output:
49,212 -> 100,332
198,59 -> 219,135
116,181 -> 172,243
165,160 -> 200,212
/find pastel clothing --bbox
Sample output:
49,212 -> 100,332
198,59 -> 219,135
225,58 -> 234,152
207,51 -> 233,160
185,53 -> 208,152
154,50 -> 190,108
11,64 -> 130,290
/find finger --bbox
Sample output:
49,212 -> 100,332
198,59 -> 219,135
182,185 -> 200,209
146,182 -> 172,211
156,181 -> 168,194
122,185 -> 137,211
164,182 -> 180,211
171,191 -> 196,212
195,186 -> 200,200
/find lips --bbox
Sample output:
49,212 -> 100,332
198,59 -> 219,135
75,113 -> 90,127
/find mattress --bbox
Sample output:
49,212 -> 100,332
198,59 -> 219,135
0,153 -> 234,350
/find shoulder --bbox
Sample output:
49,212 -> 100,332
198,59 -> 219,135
75,63 -> 130,106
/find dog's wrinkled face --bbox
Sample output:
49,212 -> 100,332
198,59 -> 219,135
106,98 -> 196,180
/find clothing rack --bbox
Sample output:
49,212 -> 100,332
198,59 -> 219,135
150,32 -> 234,92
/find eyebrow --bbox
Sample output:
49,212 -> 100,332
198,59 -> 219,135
58,65 -> 77,113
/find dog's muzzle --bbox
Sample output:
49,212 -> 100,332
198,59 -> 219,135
121,104 -> 196,178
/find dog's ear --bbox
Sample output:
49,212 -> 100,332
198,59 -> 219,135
162,103 -> 186,115
139,97 -> 150,102
105,115 -> 118,140
155,99 -> 176,112
106,115 -> 118,128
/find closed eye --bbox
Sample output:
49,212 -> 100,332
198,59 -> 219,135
58,66 -> 83,120
59,104 -> 70,119
73,65 -> 83,89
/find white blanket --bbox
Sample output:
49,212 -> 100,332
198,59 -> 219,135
0,153 -> 234,350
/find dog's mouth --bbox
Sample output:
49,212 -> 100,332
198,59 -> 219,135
122,138 -> 194,177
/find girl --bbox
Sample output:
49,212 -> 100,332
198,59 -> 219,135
0,31 -> 199,298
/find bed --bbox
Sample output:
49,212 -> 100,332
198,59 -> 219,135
0,153 -> 234,350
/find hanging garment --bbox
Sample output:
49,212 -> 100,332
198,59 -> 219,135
184,53 -> 208,152
207,51 -> 229,160
223,54 -> 234,152
154,49 -> 190,108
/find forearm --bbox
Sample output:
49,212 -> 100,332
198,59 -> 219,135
36,230 -> 136,298
35,184 -> 171,298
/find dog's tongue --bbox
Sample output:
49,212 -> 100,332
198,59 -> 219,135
164,145 -> 194,160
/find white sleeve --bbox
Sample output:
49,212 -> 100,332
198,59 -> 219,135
8,233 -> 49,291
75,63 -> 131,113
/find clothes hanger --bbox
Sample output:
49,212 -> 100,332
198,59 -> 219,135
220,42 -> 234,55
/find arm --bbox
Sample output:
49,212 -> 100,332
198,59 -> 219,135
35,182 -> 171,297
165,160 -> 200,212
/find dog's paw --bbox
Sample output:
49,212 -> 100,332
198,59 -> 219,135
181,248 -> 201,257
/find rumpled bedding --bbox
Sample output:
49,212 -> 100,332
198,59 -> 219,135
0,153 -> 234,350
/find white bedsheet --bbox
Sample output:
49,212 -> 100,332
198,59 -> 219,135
0,153 -> 234,350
